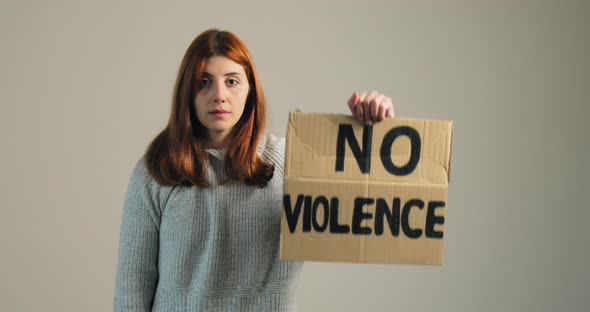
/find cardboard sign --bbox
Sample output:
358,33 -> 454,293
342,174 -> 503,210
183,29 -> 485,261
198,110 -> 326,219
279,112 -> 453,265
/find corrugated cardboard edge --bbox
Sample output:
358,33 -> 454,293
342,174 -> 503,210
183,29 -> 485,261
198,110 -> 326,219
280,112 -> 296,259
447,121 -> 454,183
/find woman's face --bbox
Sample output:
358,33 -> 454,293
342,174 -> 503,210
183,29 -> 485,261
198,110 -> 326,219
194,55 -> 250,146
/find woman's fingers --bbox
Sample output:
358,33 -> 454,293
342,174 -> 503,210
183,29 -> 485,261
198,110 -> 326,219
347,91 -> 359,115
356,92 -> 367,121
355,104 -> 364,122
348,91 -> 393,124
385,97 -> 395,117
377,104 -> 386,121
370,93 -> 385,122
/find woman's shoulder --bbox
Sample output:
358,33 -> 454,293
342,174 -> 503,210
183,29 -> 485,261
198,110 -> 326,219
127,156 -> 171,193
129,157 -> 152,183
125,156 -> 176,213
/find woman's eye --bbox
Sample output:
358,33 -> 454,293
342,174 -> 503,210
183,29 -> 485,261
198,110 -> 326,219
227,79 -> 239,86
199,79 -> 210,87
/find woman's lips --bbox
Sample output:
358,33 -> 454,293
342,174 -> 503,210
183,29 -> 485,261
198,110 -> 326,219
209,110 -> 229,118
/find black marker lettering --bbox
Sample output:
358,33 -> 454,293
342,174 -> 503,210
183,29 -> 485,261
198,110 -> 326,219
352,197 -> 374,235
375,197 -> 401,236
312,196 -> 330,232
283,194 -> 304,233
401,199 -> 424,238
335,124 -> 373,173
302,195 -> 312,232
380,126 -> 421,176
329,197 -> 350,233
425,201 -> 445,238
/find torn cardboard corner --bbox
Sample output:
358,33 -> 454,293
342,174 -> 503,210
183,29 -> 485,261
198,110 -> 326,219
279,112 -> 453,265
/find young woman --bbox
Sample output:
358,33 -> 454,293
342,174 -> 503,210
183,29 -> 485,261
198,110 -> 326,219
114,28 -> 394,312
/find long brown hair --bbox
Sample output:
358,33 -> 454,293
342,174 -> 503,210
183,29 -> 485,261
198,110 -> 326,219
143,28 -> 274,188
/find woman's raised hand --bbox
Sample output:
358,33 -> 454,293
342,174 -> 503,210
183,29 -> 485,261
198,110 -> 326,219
347,91 -> 394,125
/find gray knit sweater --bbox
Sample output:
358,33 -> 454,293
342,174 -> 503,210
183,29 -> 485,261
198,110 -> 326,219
114,134 -> 304,312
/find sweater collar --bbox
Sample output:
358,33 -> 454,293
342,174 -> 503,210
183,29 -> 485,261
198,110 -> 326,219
205,148 -> 226,160
205,134 -> 268,161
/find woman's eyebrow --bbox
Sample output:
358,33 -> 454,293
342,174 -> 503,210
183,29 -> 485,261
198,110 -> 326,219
224,72 -> 242,76
202,71 -> 243,77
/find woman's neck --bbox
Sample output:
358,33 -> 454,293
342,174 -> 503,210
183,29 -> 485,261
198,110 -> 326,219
207,131 -> 231,150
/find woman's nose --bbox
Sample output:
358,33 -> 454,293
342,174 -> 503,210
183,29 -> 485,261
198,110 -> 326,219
213,84 -> 226,104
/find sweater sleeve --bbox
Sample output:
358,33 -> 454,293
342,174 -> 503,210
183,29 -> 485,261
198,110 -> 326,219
261,134 -> 286,181
114,158 -> 161,312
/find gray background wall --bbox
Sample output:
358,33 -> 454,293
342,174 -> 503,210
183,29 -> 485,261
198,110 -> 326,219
1,0 -> 588,311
